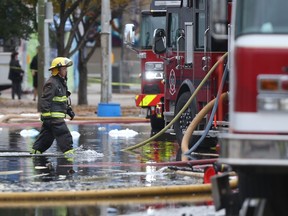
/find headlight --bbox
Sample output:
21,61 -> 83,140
145,71 -> 163,80
144,62 -> 164,80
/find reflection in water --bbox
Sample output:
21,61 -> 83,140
0,122 -> 219,215
141,140 -> 178,162
32,156 -> 74,182
0,195 -> 219,216
0,207 -> 102,216
0,123 -> 184,189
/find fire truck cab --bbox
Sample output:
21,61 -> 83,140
124,0 -> 181,133
152,0 -> 229,147
211,0 -> 288,214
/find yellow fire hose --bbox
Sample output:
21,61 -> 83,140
181,92 -> 229,161
0,178 -> 237,201
0,194 -> 213,208
122,52 -> 228,152
174,170 -> 205,178
173,169 -> 236,178
0,193 -> 212,208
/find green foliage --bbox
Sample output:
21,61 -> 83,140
49,0 -> 130,104
51,0 -> 130,57
0,0 -> 36,41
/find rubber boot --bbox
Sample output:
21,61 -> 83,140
30,149 -> 42,154
64,149 -> 75,162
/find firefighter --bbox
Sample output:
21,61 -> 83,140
31,57 -> 75,156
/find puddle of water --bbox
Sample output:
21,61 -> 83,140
0,199 -> 225,216
0,122 -> 223,215
0,123 -> 184,189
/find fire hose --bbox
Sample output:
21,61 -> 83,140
181,92 -> 228,161
0,179 -> 238,201
182,63 -> 229,158
122,52 -> 228,152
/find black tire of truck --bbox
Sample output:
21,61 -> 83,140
174,91 -> 217,150
174,92 -> 198,147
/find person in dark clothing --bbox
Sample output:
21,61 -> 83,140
31,57 -> 75,157
30,47 -> 39,101
8,52 -> 24,100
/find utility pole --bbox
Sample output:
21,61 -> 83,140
100,0 -> 112,103
37,0 -> 45,111
44,2 -> 53,78
37,1 -> 53,111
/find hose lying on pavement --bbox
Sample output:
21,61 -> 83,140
59,158 -> 218,168
0,178 -> 238,201
122,52 -> 228,152
0,194 -> 213,208
184,64 -> 229,156
181,92 -> 228,161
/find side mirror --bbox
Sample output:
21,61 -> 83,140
124,24 -> 135,45
152,28 -> 166,54
210,0 -> 228,39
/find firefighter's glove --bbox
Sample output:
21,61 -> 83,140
67,106 -> 75,120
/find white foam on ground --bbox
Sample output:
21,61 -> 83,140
108,128 -> 138,138
74,145 -> 104,162
20,129 -> 39,137
98,126 -> 106,131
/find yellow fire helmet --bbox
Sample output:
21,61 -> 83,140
49,57 -> 73,76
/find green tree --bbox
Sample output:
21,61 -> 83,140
51,0 -> 129,105
0,0 -> 37,51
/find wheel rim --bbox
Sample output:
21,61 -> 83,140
179,106 -> 193,134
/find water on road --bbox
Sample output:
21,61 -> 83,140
0,122 -> 224,216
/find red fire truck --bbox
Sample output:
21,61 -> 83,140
124,0 -> 181,132
151,0 -> 229,146
211,0 -> 288,214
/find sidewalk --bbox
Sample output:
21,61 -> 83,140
1,83 -> 138,107
0,83 -> 143,118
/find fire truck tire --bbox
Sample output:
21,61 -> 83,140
174,92 -> 198,146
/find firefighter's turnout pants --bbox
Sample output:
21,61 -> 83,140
33,118 -> 73,153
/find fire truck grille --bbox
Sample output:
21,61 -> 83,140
143,85 -> 161,94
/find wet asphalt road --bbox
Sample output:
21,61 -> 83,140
0,121 -> 223,216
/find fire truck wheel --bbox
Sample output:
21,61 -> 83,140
174,92 -> 197,146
